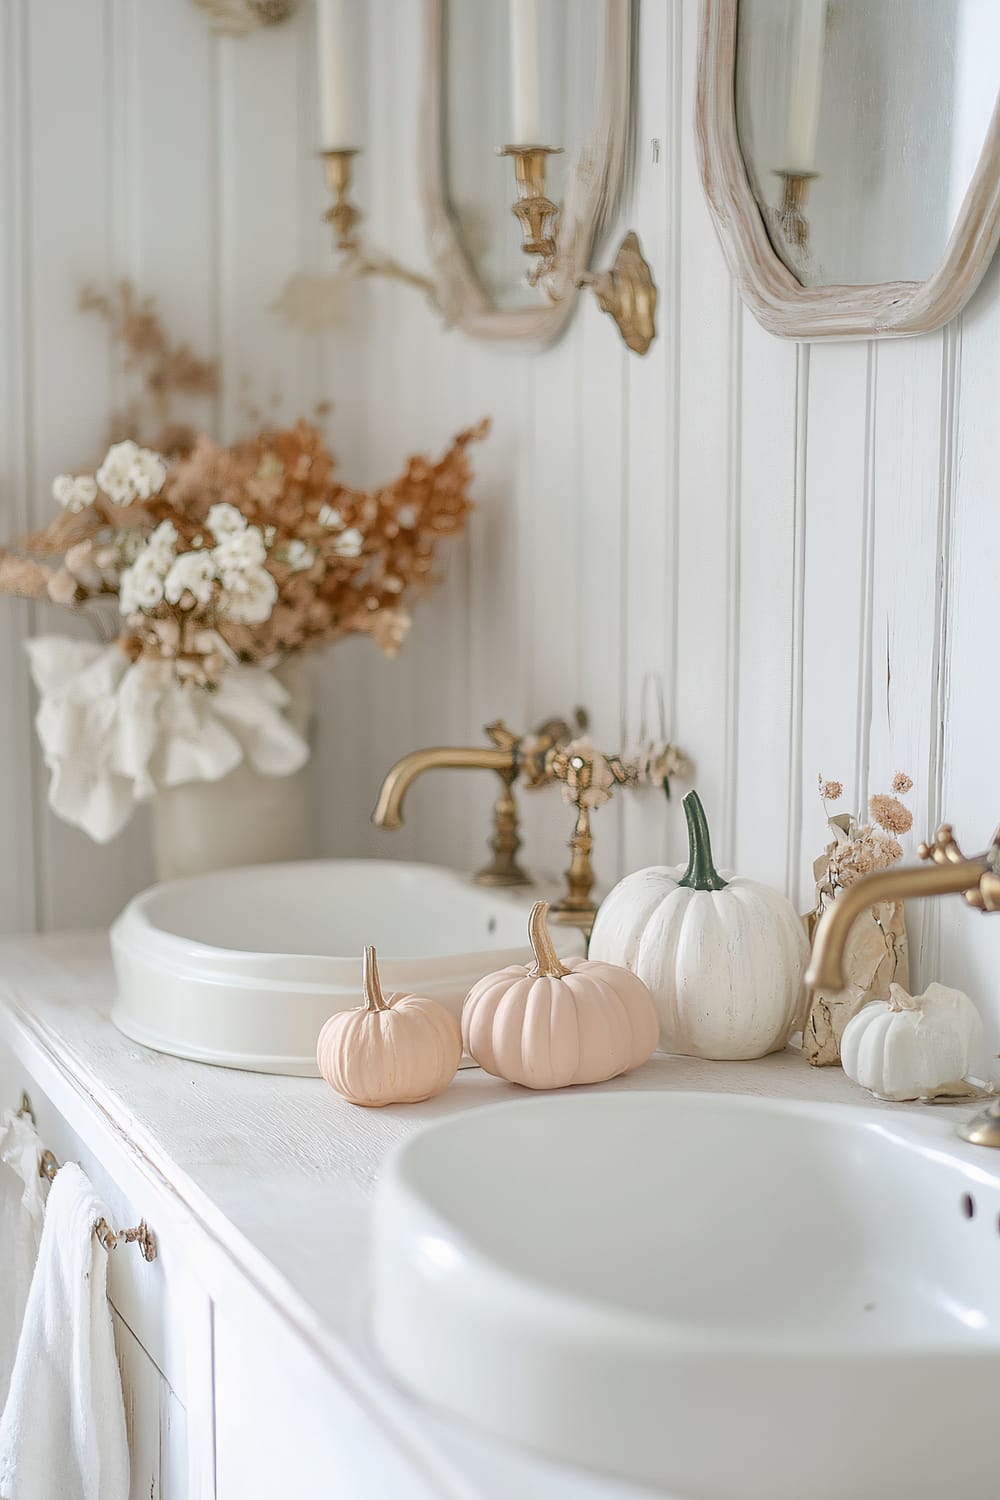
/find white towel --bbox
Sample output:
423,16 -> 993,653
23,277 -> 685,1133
0,1111 -> 46,1412
0,1162 -> 129,1500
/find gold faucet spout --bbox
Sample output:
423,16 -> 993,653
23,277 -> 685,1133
805,856 -> 989,994
371,746 -> 515,831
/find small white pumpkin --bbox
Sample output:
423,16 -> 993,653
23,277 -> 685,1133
462,901 -> 659,1089
589,790 -> 808,1060
317,945 -> 462,1107
840,982 -> 982,1102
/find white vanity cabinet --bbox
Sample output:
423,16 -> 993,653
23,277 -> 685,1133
0,934 -> 471,1500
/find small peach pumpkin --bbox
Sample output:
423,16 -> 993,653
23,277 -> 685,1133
462,901 -> 659,1090
317,945 -> 462,1107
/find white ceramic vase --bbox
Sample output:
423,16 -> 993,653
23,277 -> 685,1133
151,658 -> 312,883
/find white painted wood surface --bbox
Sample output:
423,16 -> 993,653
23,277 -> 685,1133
0,930 -> 988,1500
2,1 -> 1000,1080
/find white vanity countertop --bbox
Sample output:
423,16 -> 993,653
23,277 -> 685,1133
0,931 -> 986,1500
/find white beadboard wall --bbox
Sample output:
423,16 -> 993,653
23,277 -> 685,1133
2,0 -> 1000,1076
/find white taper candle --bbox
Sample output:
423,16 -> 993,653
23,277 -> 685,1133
317,0 -> 352,150
785,0 -> 827,172
510,0 -> 540,145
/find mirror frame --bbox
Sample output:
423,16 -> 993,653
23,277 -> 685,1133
696,0 -> 1000,340
419,0 -> 632,345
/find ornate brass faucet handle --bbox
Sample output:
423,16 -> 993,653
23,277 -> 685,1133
918,824 -> 968,865
484,719 -> 519,754
977,872 -> 1000,912
520,717 -> 575,789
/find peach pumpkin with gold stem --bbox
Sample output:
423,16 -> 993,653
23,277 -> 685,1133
462,901 -> 659,1089
317,945 -> 462,1106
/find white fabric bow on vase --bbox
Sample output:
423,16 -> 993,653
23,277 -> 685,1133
27,637 -> 310,844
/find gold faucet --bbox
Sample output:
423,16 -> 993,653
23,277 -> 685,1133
371,718 -> 573,888
805,823 -> 1000,994
805,821 -> 1000,1147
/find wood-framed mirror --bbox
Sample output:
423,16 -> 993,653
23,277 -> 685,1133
419,0 -> 633,346
696,0 -> 1000,340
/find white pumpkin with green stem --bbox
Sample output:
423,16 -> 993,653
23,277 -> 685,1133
589,789 -> 809,1060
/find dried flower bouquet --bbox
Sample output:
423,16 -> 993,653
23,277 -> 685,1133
802,773 -> 913,1067
0,300 -> 486,843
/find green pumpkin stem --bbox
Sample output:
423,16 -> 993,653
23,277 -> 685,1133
678,790 -> 728,892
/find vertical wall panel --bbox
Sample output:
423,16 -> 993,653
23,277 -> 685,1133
25,0 -> 143,930
672,0 -> 738,866
732,309 -> 798,889
939,254 -> 1000,1081
217,16 -> 308,438
0,1 -> 38,934
865,332 -> 947,980
796,341 -> 875,911
620,0 -> 677,877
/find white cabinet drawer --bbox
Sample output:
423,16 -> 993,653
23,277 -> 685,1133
214,1288 -> 453,1500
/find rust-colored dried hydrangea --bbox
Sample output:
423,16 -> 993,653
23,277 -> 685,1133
145,417 -> 487,661
0,418 -> 486,669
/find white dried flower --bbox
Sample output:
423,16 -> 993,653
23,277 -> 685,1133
213,524 -> 267,579
318,503 -> 344,530
117,521 -> 178,615
128,449 -> 167,501
395,503 -> 418,530
119,555 -> 166,615
96,440 -> 166,506
52,473 -> 99,513
146,520 -> 179,564
164,551 -> 217,611
221,565 -> 278,625
284,539 -> 316,572
206,502 -> 248,541
332,526 -> 364,559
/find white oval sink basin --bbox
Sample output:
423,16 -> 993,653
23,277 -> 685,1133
373,1090 -> 1000,1499
110,860 -> 584,1076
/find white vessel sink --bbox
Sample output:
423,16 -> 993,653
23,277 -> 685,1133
111,860 -> 583,1076
373,1091 -> 1000,1499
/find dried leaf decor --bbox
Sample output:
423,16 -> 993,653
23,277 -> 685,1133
803,772 -> 913,1066
191,0 -> 297,37
79,282 -> 219,458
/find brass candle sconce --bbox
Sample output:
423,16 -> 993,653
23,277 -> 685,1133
497,145 -> 563,261
316,140 -> 657,356
498,144 -> 658,356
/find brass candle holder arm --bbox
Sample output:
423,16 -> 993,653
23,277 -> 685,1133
321,149 -> 444,316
